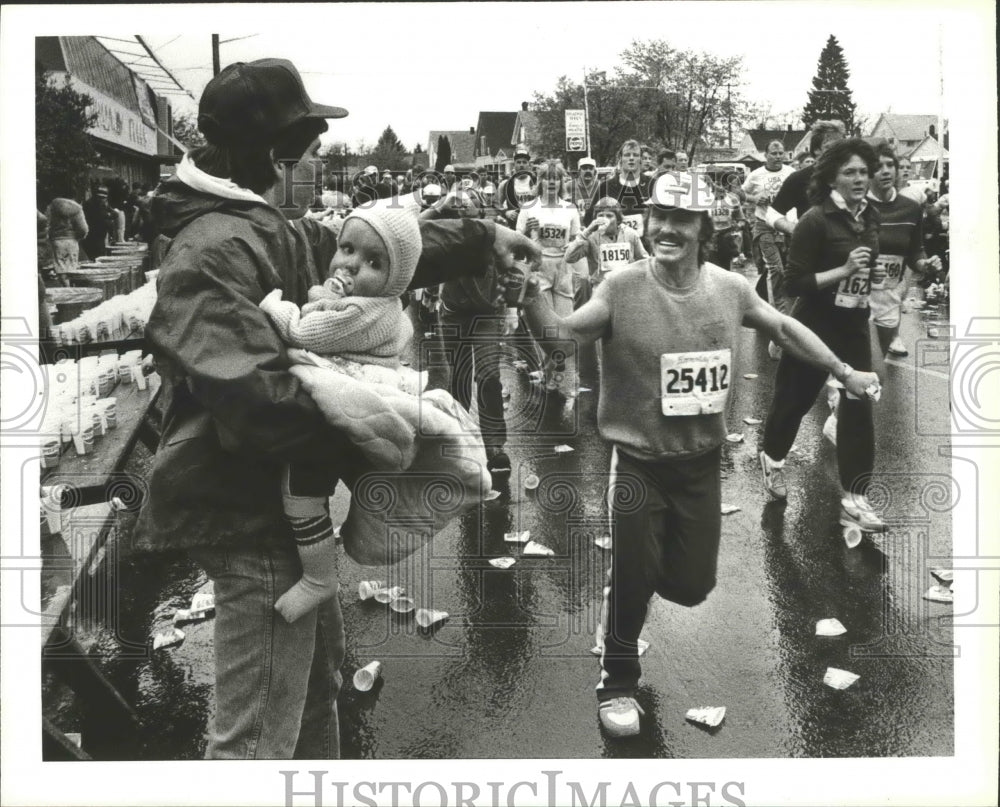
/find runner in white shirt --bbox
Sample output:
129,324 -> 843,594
517,160 -> 582,396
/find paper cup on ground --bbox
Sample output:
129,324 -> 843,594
816,618 -> 847,637
686,706 -> 726,727
41,438 -> 62,469
389,595 -> 416,614
358,580 -> 387,601
523,474 -> 540,491
823,667 -> 860,689
415,609 -> 449,629
353,661 -> 382,692
373,585 -> 405,604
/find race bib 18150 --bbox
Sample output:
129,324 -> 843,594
835,267 -> 871,309
598,241 -> 633,274
660,349 -> 731,416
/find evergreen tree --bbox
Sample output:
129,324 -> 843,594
35,68 -> 98,206
172,112 -> 206,149
370,125 -> 408,171
801,35 -> 857,133
434,135 -> 452,173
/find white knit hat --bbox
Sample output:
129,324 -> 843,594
346,196 -> 422,297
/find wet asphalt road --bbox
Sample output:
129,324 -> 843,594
65,287 -> 955,761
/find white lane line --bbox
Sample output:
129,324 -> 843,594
883,356 -> 950,380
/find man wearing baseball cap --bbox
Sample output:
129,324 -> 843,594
563,156 -> 601,217
135,57 -> 540,759
520,170 -> 880,738
497,147 -> 536,224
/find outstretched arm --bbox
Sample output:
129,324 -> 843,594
742,293 -> 880,398
520,273 -> 611,352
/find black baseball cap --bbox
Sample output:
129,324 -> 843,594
198,58 -> 348,147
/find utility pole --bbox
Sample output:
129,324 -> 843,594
727,82 -> 732,148
582,67 -> 592,159
212,34 -> 220,76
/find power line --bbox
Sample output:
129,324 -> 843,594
135,35 -> 196,101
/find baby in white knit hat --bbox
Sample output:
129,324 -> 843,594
260,197 -> 424,623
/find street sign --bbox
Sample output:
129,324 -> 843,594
565,109 -> 587,152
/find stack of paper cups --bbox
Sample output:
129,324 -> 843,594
358,580 -> 386,601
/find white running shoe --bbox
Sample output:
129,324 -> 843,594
823,413 -> 838,446
759,450 -> 788,500
839,495 -> 886,532
887,336 -> 909,357
598,697 -> 645,738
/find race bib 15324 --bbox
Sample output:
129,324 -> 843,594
660,349 -> 731,416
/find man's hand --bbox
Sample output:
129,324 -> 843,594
520,273 -> 543,304
844,370 -> 880,401
492,226 -> 542,274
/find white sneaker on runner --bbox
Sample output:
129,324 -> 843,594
839,495 -> 886,532
598,697 -> 645,738
759,450 -> 788,500
887,336 -> 909,357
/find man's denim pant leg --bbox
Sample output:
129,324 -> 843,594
189,544 -> 346,759
753,231 -> 793,316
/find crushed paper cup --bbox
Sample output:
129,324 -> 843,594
816,618 -> 847,637
373,585 -> 406,604
823,667 -> 860,690
333,525 -> 342,544
743,417 -> 762,425
578,386 -> 593,393
843,525 -> 863,549
743,373 -> 758,380
484,490 -> 502,502
358,580 -> 387,601
489,557 -> 517,569
523,474 -> 540,490
685,706 -> 726,727
152,627 -> 185,650
423,331 -> 434,338
927,327 -> 940,338
930,568 -> 954,585
415,608 -> 449,628
865,383 -> 882,402
721,504 -> 741,515
725,433 -> 744,443
923,585 -> 953,604
504,530 -> 530,544
522,540 -> 554,557
353,660 -> 382,692
553,444 -> 575,453
173,607 -> 212,625
594,535 -> 613,550
528,370 -> 544,380
190,587 -> 214,614
389,595 -> 416,614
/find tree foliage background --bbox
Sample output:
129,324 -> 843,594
172,112 -> 206,149
801,35 -> 857,133
370,125 -> 408,171
531,39 -> 762,165
434,134 -> 452,173
35,69 -> 97,207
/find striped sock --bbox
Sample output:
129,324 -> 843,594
290,514 -> 334,547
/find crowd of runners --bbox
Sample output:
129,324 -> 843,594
103,57 -> 952,754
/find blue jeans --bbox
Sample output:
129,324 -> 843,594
752,231 -> 792,316
189,544 -> 345,759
